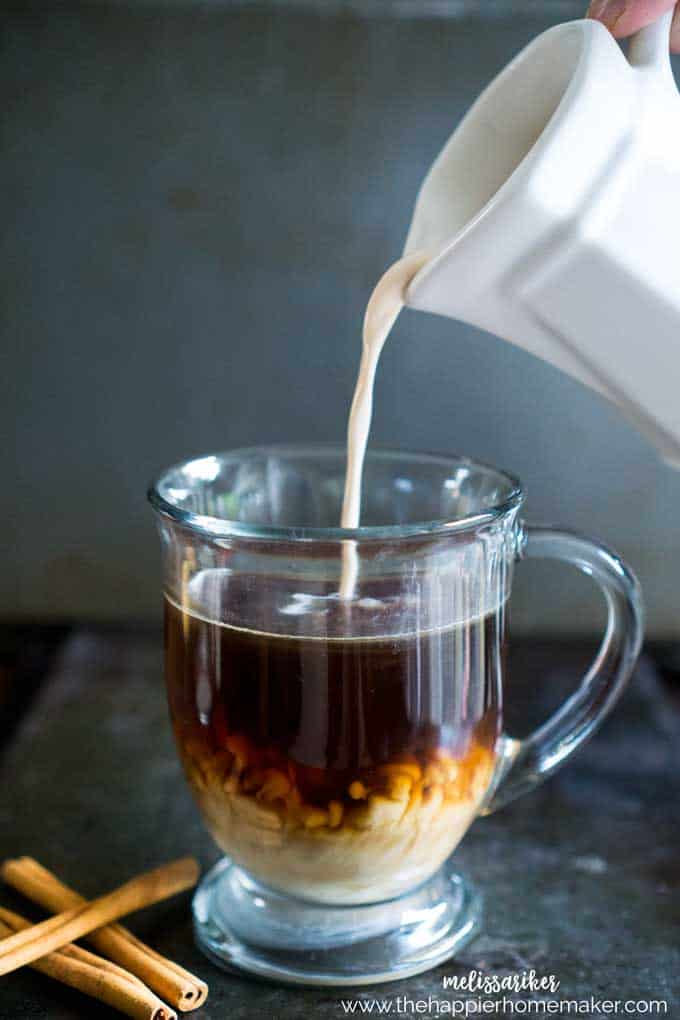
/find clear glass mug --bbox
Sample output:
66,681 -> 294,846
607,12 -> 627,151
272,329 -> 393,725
149,445 -> 643,986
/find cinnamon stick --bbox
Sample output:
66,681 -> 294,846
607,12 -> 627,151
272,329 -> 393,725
0,906 -> 150,991
1,858 -> 207,1011
0,908 -> 177,1020
0,857 -> 199,977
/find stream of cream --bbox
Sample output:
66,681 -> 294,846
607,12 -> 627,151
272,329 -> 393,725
339,251 -> 429,599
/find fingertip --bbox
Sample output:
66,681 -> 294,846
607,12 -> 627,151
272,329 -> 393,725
671,7 -> 680,52
587,0 -> 679,40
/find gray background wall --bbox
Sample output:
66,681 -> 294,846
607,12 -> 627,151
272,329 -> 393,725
3,1 -> 679,634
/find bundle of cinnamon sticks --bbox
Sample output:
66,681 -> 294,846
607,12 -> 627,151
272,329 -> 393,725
0,856 -> 208,1019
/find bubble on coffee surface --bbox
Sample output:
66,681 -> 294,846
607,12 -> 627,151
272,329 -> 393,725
279,590 -> 394,618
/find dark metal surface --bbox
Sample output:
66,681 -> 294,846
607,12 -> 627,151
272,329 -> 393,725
0,624 -> 71,756
0,628 -> 679,1017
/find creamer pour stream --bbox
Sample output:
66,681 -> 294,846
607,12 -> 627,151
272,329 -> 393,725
340,251 -> 428,597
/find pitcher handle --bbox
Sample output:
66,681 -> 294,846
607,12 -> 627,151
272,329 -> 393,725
484,525 -> 644,813
628,9 -> 674,75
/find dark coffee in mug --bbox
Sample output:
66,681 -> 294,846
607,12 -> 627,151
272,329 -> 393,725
165,574 -> 501,905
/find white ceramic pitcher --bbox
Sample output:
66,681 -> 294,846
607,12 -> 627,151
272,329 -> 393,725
405,13 -> 680,466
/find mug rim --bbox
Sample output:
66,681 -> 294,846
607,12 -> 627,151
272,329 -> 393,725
148,444 -> 525,543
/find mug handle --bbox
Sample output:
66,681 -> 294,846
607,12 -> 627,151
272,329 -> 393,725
484,524 -> 644,813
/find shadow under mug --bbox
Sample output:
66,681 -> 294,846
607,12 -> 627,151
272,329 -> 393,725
149,445 -> 643,986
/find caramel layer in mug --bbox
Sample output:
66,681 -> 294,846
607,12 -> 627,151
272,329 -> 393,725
178,731 -> 495,836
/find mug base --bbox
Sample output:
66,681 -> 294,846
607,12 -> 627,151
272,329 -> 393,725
192,857 -> 482,987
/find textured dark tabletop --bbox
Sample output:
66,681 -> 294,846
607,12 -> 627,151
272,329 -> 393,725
0,628 -> 678,1019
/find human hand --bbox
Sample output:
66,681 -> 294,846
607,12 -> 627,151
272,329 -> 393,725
587,1 -> 680,51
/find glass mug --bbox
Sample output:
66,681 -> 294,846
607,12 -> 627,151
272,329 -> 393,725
149,445 -> 643,986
